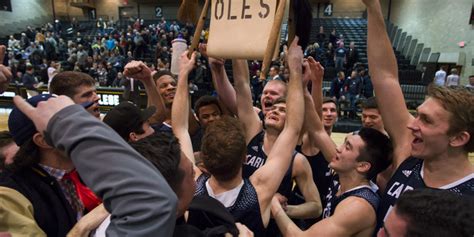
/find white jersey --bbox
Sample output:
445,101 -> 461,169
434,70 -> 446,86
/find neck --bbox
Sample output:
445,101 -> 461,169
422,149 -> 472,187
337,172 -> 369,194
324,126 -> 333,136
39,149 -> 74,171
263,129 -> 280,154
209,170 -> 243,195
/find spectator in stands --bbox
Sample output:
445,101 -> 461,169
315,26 -> 326,46
22,64 -> 41,97
466,75 -> 474,89
343,70 -> 362,119
329,29 -> 337,46
433,66 -> 447,86
346,42 -> 359,72
8,35 -> 19,50
445,68 -> 460,86
324,42 -> 335,67
268,65 -> 282,81
334,42 -> 346,73
360,68 -> 373,98
330,71 -> 345,102
377,189 -> 474,237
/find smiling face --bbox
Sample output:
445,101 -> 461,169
198,104 -> 222,128
260,80 -> 287,115
407,98 -> 453,159
330,133 -> 366,174
72,85 -> 101,118
322,102 -> 338,129
156,75 -> 177,107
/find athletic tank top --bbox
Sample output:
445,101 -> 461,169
243,131 -> 296,198
323,174 -> 380,218
376,157 -> 474,232
195,174 -> 266,236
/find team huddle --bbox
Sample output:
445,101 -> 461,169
0,0 -> 473,236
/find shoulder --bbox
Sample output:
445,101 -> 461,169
333,195 -> 376,225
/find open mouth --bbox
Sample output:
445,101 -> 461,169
263,101 -> 273,109
412,137 -> 423,144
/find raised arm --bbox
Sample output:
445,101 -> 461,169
303,88 -> 337,162
250,37 -> 305,224
171,51 -> 198,166
123,61 -> 167,124
364,0 -> 413,166
308,57 -> 324,119
209,57 -> 238,115
233,59 -> 262,144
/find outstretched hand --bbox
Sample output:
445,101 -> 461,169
200,43 -> 225,68
287,37 -> 304,74
123,60 -> 153,82
13,95 -> 75,134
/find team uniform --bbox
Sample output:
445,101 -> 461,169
194,174 -> 266,236
243,131 -> 296,198
323,172 -> 380,219
376,157 -> 474,232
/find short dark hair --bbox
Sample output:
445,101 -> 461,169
49,71 -> 96,98
130,133 -> 184,193
0,131 -> 14,169
323,97 -> 337,107
273,97 -> 287,105
194,96 -> 222,118
361,97 -> 378,110
356,127 -> 392,180
395,189 -> 474,237
152,70 -> 174,84
201,116 -> 246,181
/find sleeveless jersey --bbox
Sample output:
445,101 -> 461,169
323,173 -> 380,218
243,131 -> 296,198
376,157 -> 474,231
195,174 -> 266,236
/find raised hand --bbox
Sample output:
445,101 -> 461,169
287,37 -> 304,74
307,56 -> 324,82
179,51 -> 197,74
123,60 -> 153,81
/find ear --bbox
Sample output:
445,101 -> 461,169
356,161 -> 371,175
449,131 -> 470,149
32,133 -> 53,149
129,132 -> 138,142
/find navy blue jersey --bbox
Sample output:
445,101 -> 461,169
376,157 -> 474,232
323,173 -> 380,218
194,174 -> 266,237
243,131 -> 295,198
291,147 -> 331,210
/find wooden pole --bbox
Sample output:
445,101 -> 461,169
260,0 -> 287,80
188,0 -> 211,58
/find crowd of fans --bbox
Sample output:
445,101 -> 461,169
0,0 -> 473,236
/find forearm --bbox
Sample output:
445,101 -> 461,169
286,68 -> 304,133
286,201 -> 321,219
366,0 -> 398,83
142,77 -> 167,123
272,204 -> 304,237
172,71 -> 191,137
311,78 -> 323,119
211,64 -> 238,115
47,105 -> 177,236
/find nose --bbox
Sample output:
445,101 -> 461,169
93,92 -> 100,102
407,117 -> 419,131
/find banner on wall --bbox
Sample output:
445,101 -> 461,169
207,0 -> 278,60
0,0 -> 12,12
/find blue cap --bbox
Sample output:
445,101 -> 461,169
8,94 -> 54,146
